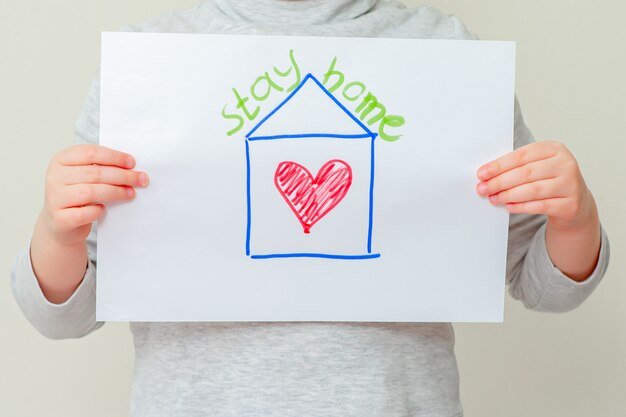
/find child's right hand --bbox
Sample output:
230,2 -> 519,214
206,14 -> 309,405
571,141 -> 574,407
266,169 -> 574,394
29,144 -> 149,303
42,144 -> 149,247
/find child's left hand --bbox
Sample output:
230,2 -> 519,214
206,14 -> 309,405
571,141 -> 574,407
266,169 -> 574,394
475,141 -> 595,230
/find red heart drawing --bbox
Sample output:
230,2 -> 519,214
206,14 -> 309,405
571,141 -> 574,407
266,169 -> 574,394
274,159 -> 353,234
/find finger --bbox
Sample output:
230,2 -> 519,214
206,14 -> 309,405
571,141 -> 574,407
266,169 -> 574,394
57,184 -> 135,208
56,144 -> 135,169
476,158 -> 557,196
52,205 -> 106,233
505,198 -> 570,217
64,165 -> 149,187
477,142 -> 561,181
488,178 -> 566,205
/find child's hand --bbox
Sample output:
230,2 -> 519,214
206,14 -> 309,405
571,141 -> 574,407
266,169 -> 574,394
475,140 -> 603,281
42,144 -> 149,247
475,141 -> 595,230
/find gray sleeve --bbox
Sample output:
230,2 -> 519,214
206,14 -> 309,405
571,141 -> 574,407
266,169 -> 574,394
10,77 -> 103,339
505,99 -> 610,312
10,242 -> 102,340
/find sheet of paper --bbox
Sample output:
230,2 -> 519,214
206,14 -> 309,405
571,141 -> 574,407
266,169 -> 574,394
98,33 -> 515,322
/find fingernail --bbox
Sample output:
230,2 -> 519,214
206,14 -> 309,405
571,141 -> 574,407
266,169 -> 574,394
477,183 -> 487,195
126,156 -> 136,167
489,195 -> 499,205
139,173 -> 149,187
477,168 -> 488,180
126,187 -> 135,199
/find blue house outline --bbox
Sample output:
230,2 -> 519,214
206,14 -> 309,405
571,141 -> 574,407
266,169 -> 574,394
245,73 -> 381,260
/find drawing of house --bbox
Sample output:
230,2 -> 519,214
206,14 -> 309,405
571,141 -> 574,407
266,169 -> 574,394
245,74 -> 380,260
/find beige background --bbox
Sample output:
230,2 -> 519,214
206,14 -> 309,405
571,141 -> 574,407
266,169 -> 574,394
1,1 -> 624,416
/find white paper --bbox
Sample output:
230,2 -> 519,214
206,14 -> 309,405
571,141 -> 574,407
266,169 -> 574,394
98,33 -> 515,322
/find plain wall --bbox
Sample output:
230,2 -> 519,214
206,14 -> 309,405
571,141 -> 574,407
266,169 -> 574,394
1,1 -> 624,416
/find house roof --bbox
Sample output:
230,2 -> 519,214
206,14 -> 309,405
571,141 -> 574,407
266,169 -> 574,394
246,74 -> 375,141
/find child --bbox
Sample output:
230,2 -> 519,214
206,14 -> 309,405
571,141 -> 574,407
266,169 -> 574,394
11,1 -> 609,416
